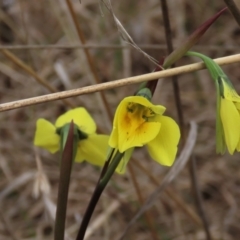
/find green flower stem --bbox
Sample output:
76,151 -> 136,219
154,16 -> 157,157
54,122 -> 78,240
185,51 -> 226,80
100,151 -> 124,185
76,151 -> 124,240
99,148 -> 115,179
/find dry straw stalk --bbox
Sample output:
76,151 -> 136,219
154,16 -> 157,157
0,53 -> 240,112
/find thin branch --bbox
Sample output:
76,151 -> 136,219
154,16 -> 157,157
0,54 -> 239,112
160,0 -> 185,136
223,0 -> 240,27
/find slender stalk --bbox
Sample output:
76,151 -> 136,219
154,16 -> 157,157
54,123 -> 75,240
76,152 -> 124,240
189,156 -> 212,240
0,54 -> 239,112
159,1 -> 212,238
160,2 -> 213,239
185,51 -> 216,238
160,0 -> 185,135
128,162 -> 159,240
223,0 -> 240,26
65,0 -> 113,121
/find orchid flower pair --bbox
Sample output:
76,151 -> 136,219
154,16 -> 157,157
34,95 -> 180,174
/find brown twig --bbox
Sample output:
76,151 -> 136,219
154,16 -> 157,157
160,0 -> 185,136
159,1 -> 213,239
223,0 -> 240,27
128,162 -> 160,240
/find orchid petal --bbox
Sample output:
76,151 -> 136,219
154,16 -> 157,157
75,134 -> 109,166
122,96 -> 166,114
222,79 -> 240,103
34,119 -> 60,153
220,98 -> 240,154
55,108 -> 96,134
113,97 -> 162,152
118,121 -> 161,152
147,116 -> 180,166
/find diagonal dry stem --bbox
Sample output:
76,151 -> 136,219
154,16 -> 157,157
0,49 -> 74,108
0,54 -> 239,112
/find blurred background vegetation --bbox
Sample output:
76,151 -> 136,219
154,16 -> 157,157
0,0 -> 240,239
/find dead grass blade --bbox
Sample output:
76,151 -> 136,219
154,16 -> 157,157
100,0 -> 159,67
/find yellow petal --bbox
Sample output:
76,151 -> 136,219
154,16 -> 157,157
237,137 -> 240,152
236,107 -> 240,152
118,121 -> 161,152
75,134 -> 109,166
109,99 -> 125,148
34,119 -> 60,153
55,108 -> 96,134
147,116 -> 180,166
235,102 -> 240,110
109,96 -> 166,152
122,96 -> 166,115
220,98 -> 240,154
222,79 -> 240,103
118,98 -> 162,152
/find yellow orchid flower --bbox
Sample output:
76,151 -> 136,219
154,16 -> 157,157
34,108 -> 109,166
109,96 -> 180,173
217,77 -> 240,154
186,51 -> 240,155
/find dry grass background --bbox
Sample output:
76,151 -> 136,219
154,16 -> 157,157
0,0 -> 240,239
